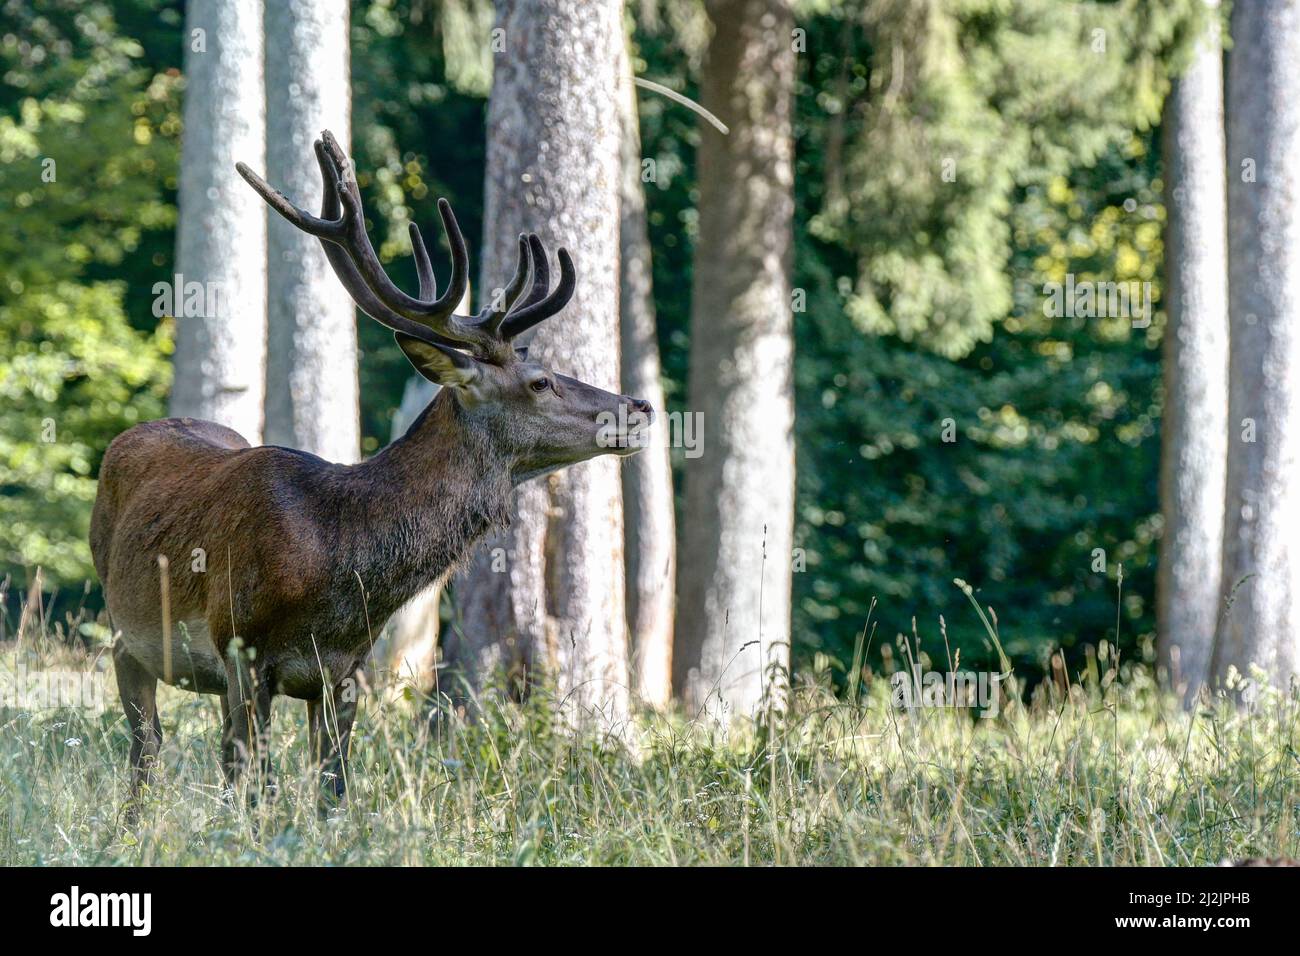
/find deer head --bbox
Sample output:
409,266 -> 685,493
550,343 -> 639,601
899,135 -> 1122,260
237,131 -> 652,481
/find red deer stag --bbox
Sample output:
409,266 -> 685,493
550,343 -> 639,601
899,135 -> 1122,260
90,130 -> 652,813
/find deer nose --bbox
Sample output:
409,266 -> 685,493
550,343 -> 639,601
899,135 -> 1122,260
628,397 -> 654,423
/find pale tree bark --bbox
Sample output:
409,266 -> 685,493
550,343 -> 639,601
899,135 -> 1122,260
673,0 -> 796,721
1213,0 -> 1300,691
1156,2 -> 1228,702
170,0 -> 267,441
263,0 -> 359,463
449,0 -> 630,728
617,37 -> 675,708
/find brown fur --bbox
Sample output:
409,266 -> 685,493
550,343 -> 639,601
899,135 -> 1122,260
95,365 -> 649,813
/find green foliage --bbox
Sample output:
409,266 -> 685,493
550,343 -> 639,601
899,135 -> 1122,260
1,283 -> 169,581
813,0 -> 1202,357
631,1 -> 1203,680
794,129 -> 1168,677
435,0 -> 495,96
0,1 -> 178,587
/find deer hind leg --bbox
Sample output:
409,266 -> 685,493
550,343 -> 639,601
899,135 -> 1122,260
222,644 -> 274,804
307,667 -> 358,809
218,694 -> 234,788
114,640 -> 162,823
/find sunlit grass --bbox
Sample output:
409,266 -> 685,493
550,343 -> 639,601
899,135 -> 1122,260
1,605 -> 1297,865
5,629 -> 1294,868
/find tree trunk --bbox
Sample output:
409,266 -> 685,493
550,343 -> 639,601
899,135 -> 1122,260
617,36 -> 676,709
1213,0 -> 1300,690
449,0 -> 629,728
673,0 -> 796,721
170,0 -> 267,442
263,0 -> 359,463
1156,2 -> 1228,701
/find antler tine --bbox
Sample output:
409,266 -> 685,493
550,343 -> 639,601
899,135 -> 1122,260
499,245 -> 577,340
479,234 -> 532,337
236,161 -> 346,240
409,222 -> 437,301
433,198 -> 470,314
315,139 -> 342,219
520,234 -> 551,309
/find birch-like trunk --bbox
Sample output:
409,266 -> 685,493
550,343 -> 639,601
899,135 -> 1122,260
449,0 -> 629,728
617,38 -> 676,709
1213,0 -> 1300,690
263,0 -> 359,463
1156,2 -> 1228,701
673,0 -> 796,722
170,0 -> 267,441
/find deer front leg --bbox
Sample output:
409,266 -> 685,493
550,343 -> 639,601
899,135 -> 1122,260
222,645 -> 274,803
307,667 -> 358,808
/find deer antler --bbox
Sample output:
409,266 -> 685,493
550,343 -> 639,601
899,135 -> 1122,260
236,129 -> 575,359
496,235 -> 577,340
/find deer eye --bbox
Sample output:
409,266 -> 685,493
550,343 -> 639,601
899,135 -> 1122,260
530,377 -> 550,393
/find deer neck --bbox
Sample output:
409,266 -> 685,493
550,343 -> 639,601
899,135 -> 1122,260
346,391 -> 513,609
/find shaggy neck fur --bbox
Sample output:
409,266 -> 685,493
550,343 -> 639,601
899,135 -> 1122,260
342,390 -> 514,617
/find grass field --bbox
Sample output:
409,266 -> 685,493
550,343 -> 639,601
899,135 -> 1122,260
2,612 -> 1298,866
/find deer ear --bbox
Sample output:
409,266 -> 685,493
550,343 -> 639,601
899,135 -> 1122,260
395,333 -> 481,389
